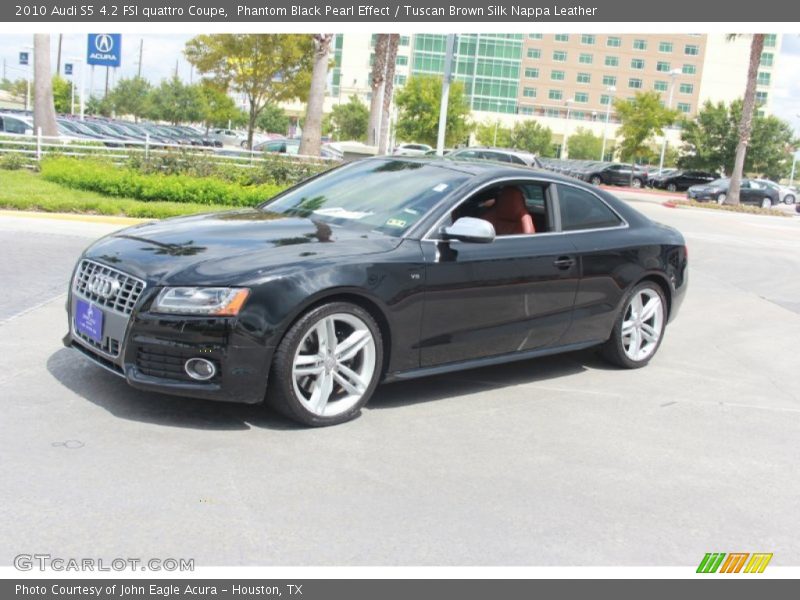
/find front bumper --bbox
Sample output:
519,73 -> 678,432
64,275 -> 272,405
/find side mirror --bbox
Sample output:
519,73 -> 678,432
442,217 -> 495,244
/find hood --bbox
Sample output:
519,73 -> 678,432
83,209 -> 402,286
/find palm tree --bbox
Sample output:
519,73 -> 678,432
725,33 -> 766,205
33,34 -> 58,137
378,34 -> 400,154
367,34 -> 388,146
299,34 -> 333,157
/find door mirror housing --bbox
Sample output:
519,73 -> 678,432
442,217 -> 496,244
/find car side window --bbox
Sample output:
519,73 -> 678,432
4,117 -> 27,134
557,184 -> 622,231
506,154 -> 527,165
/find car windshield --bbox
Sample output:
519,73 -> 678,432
261,159 -> 469,237
709,178 -> 729,187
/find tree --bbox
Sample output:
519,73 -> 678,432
726,34 -> 765,205
147,77 -> 205,125
379,34 -> 400,154
614,91 -> 678,183
510,120 -> 553,156
85,95 -> 113,117
33,34 -> 58,137
51,76 -> 73,113
367,34 -> 389,146
679,99 -> 797,179
185,34 -> 314,148
565,127 -> 603,160
256,103 -> 290,134
199,82 -> 242,132
475,119 -> 512,147
299,34 -> 334,157
394,75 -> 472,147
327,95 -> 369,141
108,76 -> 152,122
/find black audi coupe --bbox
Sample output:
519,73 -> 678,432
64,158 -> 688,426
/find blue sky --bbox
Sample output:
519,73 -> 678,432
1,33 -> 798,135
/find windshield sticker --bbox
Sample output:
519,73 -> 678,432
432,183 -> 449,192
385,218 -> 408,228
313,207 -> 373,220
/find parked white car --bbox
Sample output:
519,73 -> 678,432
392,142 -> 433,156
754,179 -> 796,205
0,113 -> 34,136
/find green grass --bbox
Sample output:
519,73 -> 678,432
0,170 -> 235,219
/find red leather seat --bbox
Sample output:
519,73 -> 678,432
481,186 -> 535,235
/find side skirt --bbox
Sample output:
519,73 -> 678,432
387,339 -> 605,382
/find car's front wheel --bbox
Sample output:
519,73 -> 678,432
716,193 -> 727,205
784,195 -> 795,205
590,176 -> 602,186
666,183 -> 678,192
631,178 -> 643,189
267,302 -> 383,426
761,198 -> 773,209
600,282 -> 667,369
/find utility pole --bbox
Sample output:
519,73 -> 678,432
56,34 -> 63,76
104,66 -> 110,97
137,38 -> 143,78
436,34 -> 457,156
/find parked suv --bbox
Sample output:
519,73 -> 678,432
652,170 -> 719,192
687,178 -> 780,208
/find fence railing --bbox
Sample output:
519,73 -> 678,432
0,129 -> 337,169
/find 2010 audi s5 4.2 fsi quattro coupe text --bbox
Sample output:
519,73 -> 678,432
63,158 -> 688,426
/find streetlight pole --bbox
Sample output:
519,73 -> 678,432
791,114 -> 800,188
562,98 -> 574,159
600,85 -> 616,161
23,45 -> 33,112
435,34 -> 457,156
493,100 -> 501,146
658,69 -> 682,176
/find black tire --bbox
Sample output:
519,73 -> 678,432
590,175 -> 602,186
631,177 -> 644,189
599,281 -> 667,369
666,183 -> 677,192
266,301 -> 384,427
784,195 -> 795,205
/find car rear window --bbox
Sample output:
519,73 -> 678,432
557,184 -> 622,231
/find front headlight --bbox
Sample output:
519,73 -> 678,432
152,287 -> 251,316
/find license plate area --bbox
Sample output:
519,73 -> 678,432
75,299 -> 104,343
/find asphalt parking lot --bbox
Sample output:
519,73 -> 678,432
1,201 -> 799,567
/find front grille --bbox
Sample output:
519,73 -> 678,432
76,331 -> 121,357
73,259 -> 146,315
136,347 -> 219,382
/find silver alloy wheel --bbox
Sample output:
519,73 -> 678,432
631,178 -> 642,188
621,288 -> 664,362
591,176 -> 602,186
292,312 -> 376,417
785,195 -> 795,205
717,193 -> 727,205
761,198 -> 772,209
667,183 -> 677,192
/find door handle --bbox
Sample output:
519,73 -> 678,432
553,256 -> 575,270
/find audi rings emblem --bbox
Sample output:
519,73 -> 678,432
88,274 -> 121,299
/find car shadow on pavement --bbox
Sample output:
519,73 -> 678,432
46,348 -> 302,432
47,346 -> 609,429
368,348 -> 602,410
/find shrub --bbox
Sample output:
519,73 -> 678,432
40,157 -> 286,206
0,153 -> 28,170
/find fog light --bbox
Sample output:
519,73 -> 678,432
184,358 -> 216,381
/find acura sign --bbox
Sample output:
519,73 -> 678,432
87,33 -> 121,67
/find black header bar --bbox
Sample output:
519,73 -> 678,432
3,0 -> 799,22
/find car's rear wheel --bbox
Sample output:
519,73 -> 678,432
590,176 -> 602,185
716,193 -> 727,205
761,197 -> 772,209
600,282 -> 666,369
631,178 -> 643,189
267,302 -> 383,426
784,195 -> 795,205
666,183 -> 677,192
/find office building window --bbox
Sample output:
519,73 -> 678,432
628,78 -> 643,89
679,83 -> 694,94
524,67 -> 539,78
549,89 -> 563,100
528,34 -> 543,40
551,70 -> 565,81
682,64 -> 696,75
654,80 -> 668,91
760,52 -> 774,67
755,91 -> 768,104
631,58 -> 645,70
657,61 -> 671,72
575,92 -> 589,103
555,34 -> 570,42
764,34 -> 777,48
757,71 -> 771,85
553,50 -> 567,62
577,72 -> 591,84
581,34 -> 596,45
600,94 -> 612,105
523,87 -> 537,98
579,53 -> 594,64
602,75 -> 617,86
684,44 -> 700,55
633,39 -> 647,50
607,36 -> 622,47
527,48 -> 541,59
605,56 -> 619,67
677,102 -> 691,113
659,41 -> 674,53
396,55 -> 408,66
